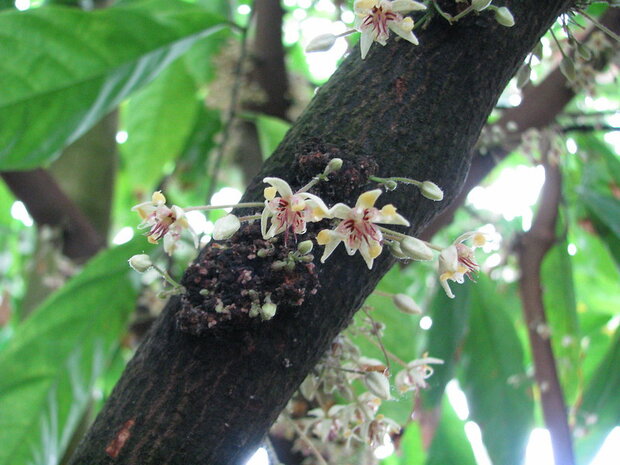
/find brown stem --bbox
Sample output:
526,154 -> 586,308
1,169 -> 103,260
517,153 -> 574,465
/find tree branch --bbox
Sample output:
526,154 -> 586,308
1,169 -> 103,260
419,7 -> 620,240
68,2 -> 573,464
516,152 -> 574,465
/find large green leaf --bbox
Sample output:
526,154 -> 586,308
426,398 -> 477,465
460,276 -> 533,465
421,282 -> 472,408
582,190 -> 620,267
541,240 -> 580,401
0,239 -> 147,465
0,0 -> 226,170
255,114 -> 292,160
576,328 -> 620,464
121,58 -> 200,192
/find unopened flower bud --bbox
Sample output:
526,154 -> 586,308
300,375 -> 319,401
400,236 -> 434,261
128,254 -> 153,273
363,372 -> 391,400
213,214 -> 241,240
297,240 -> 314,255
560,57 -> 576,81
577,44 -> 592,61
472,0 -> 492,11
420,181 -> 444,201
306,33 -> 338,53
389,241 -> 408,259
260,302 -> 277,320
494,6 -> 515,27
325,158 -> 343,174
393,294 -> 422,315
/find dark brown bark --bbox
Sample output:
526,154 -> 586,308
68,2 -> 573,464
1,169 -> 103,260
249,0 -> 290,119
517,158 -> 574,465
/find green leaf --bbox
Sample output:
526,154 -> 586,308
576,328 -> 620,464
582,190 -> 620,267
0,0 -> 226,170
422,283 -> 472,408
541,241 -> 580,401
0,239 -> 148,465
255,114 -> 292,160
460,276 -> 533,465
174,106 -> 222,186
426,398 -> 477,465
121,58 -> 200,192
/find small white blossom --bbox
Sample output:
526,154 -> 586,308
317,189 -> 410,269
132,191 -> 198,255
395,357 -> 443,392
354,0 -> 427,59
438,231 -> 487,298
261,177 -> 330,240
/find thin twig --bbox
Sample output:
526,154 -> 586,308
286,416 -> 329,465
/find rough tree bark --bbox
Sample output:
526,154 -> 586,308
68,1 -> 574,464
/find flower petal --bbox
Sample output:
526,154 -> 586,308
376,204 -> 410,226
360,29 -> 375,59
318,230 -> 343,263
263,177 -> 293,198
329,203 -> 353,219
260,204 -> 270,238
439,274 -> 455,299
390,0 -> 427,14
356,189 -> 382,209
438,244 -> 459,275
388,19 -> 419,45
